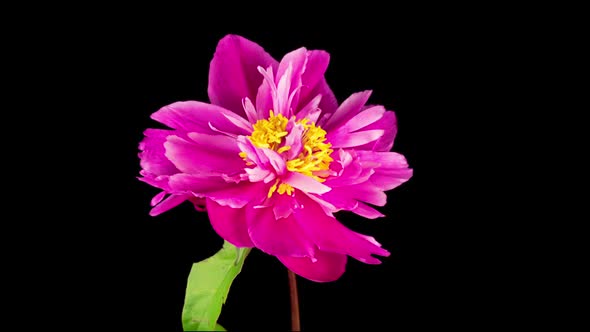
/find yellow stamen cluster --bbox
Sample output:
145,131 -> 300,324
242,111 -> 333,198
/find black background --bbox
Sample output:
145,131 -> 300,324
19,11 -> 519,331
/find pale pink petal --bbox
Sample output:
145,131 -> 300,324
149,194 -> 187,216
275,62 -> 294,116
138,129 -> 178,176
276,47 -> 308,113
164,134 -> 243,175
322,90 -> 372,130
329,105 -> 386,137
324,150 -> 374,187
255,65 -> 275,119
242,97 -> 258,123
282,122 -> 304,160
151,101 -> 251,136
328,129 -> 384,149
353,111 -> 398,151
355,151 -> 413,190
208,34 -> 278,118
352,202 -> 385,219
350,182 -> 387,206
295,94 -> 322,123
260,148 -> 287,175
355,150 -> 409,168
283,172 -> 331,194
293,194 -> 390,264
278,250 -> 346,282
246,206 -> 316,258
206,199 -> 254,247
369,169 -> 413,191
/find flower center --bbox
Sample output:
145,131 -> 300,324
243,111 -> 333,197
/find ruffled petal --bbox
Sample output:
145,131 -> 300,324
246,206 -> 315,258
206,198 -> 254,247
138,129 -> 178,176
356,151 -> 413,190
294,194 -> 389,264
278,250 -> 346,282
208,34 -> 278,118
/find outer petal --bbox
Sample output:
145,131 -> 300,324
278,250 -> 347,282
353,110 -> 398,152
294,194 -> 390,264
299,51 -> 338,118
208,34 -> 278,118
151,101 -> 252,136
206,198 -> 254,247
356,151 -> 413,190
164,134 -> 243,175
246,206 -> 316,258
322,90 -> 372,130
138,129 -> 178,176
149,194 -> 187,216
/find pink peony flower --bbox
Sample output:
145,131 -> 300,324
139,35 -> 412,282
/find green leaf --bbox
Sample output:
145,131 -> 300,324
182,241 -> 250,331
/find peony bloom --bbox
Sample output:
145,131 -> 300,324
139,35 -> 412,282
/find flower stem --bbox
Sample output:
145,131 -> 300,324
288,270 -> 301,331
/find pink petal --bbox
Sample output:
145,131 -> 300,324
278,250 -> 347,282
283,172 -> 331,194
151,101 -> 252,136
293,194 -> 390,264
150,191 -> 167,207
369,170 -> 413,191
298,51 -> 338,118
322,90 -> 372,130
355,151 -> 413,190
260,148 -> 286,175
208,35 -> 278,118
353,111 -> 398,151
295,94 -> 322,123
206,198 -> 254,247
164,134 -> 243,175
324,150 -> 374,187
242,97 -> 258,123
246,206 -> 315,258
138,129 -> 178,176
207,181 -> 267,208
328,129 -> 384,149
282,122 -> 304,160
352,202 -> 385,219
138,172 -> 172,192
168,173 -> 232,194
276,47 -> 308,114
149,194 -> 187,216
356,151 -> 409,168
255,65 -> 275,119
329,105 -> 386,137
